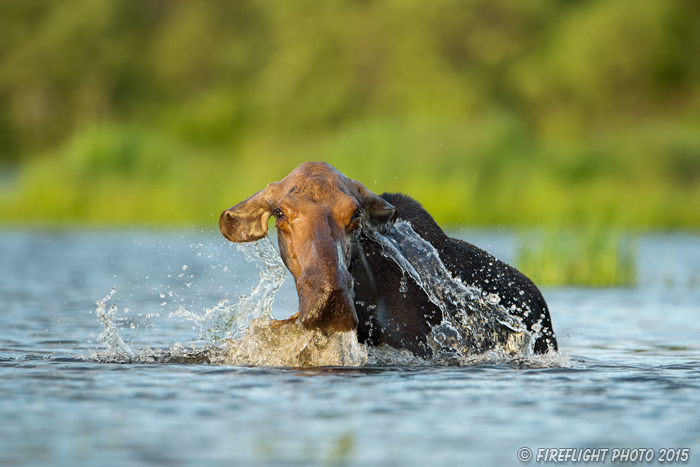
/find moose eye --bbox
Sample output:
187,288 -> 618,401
272,208 -> 285,222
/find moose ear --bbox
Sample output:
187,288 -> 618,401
353,181 -> 397,232
219,185 -> 277,243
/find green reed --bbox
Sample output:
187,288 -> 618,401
516,227 -> 637,287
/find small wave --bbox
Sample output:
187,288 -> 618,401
87,337 -> 570,369
366,343 -> 572,368
88,344 -> 215,365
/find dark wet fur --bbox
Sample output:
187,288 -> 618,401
350,193 -> 557,357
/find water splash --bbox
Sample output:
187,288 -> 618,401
90,236 -> 368,367
90,228 -> 565,368
221,319 -> 367,367
369,221 -> 539,363
170,236 -> 287,341
94,287 -> 136,360
365,344 -> 572,368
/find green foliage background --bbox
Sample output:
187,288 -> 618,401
1,0 -> 699,228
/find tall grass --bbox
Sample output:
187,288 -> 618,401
516,227 -> 637,287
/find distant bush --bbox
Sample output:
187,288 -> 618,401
65,126 -> 173,177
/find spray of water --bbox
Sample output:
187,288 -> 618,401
90,227 -> 568,368
91,236 -> 368,367
221,319 -> 368,367
93,287 -> 136,361
370,221 -> 538,364
169,237 -> 287,342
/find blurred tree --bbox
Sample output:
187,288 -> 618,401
0,0 -> 698,227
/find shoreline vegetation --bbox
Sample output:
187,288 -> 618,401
1,1 -> 698,286
1,121 -> 698,228
0,122 -> 682,287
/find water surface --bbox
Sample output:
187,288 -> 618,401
1,228 -> 699,466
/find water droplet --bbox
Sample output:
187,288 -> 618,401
487,293 -> 500,305
399,276 -> 408,293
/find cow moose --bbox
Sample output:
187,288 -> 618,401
219,162 -> 557,357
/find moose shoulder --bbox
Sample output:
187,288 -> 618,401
219,161 -> 557,357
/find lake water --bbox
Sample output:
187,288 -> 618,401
1,228 -> 699,466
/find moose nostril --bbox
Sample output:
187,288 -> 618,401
219,210 -> 239,238
220,210 -> 238,227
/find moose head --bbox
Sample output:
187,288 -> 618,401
219,162 -> 396,333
